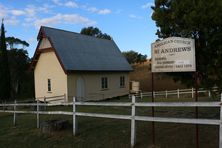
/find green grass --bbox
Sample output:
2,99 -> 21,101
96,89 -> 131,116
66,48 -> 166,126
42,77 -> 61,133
0,96 -> 220,148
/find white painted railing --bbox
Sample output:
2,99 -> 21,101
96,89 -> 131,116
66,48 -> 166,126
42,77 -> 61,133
129,87 -> 218,99
0,94 -> 222,148
36,94 -> 67,103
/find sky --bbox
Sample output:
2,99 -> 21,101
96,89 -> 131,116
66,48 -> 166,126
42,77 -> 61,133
0,0 -> 158,58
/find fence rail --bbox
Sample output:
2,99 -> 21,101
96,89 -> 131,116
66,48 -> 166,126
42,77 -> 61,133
130,87 -> 218,99
36,94 -> 67,103
0,94 -> 222,148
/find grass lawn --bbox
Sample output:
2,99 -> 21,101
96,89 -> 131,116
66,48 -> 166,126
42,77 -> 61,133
0,95 -> 220,148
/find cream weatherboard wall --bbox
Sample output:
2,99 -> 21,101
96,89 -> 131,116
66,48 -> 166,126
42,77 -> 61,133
34,51 -> 68,101
35,38 -> 67,100
67,72 -> 130,101
38,38 -> 51,49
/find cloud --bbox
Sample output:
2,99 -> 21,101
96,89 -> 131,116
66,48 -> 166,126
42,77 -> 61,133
27,37 -> 36,44
87,7 -> 97,13
24,5 -> 39,17
87,7 -> 111,15
7,4 -> 53,19
0,3 -> 96,28
0,4 -> 8,18
129,14 -> 143,20
142,2 -> 153,9
34,13 -> 96,28
0,4 -> 19,25
39,4 -> 54,13
11,10 -> 25,16
20,4 -> 55,27
5,17 -> 19,25
52,0 -> 63,6
52,0 -> 78,8
52,1 -> 110,15
52,0 -> 60,5
97,9 -> 111,15
64,1 -> 78,8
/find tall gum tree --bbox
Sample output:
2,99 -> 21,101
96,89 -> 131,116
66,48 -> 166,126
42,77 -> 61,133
0,20 -> 11,100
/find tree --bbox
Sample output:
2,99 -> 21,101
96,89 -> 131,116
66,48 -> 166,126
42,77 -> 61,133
122,50 -> 147,64
8,49 -> 33,99
0,22 -> 33,100
6,37 -> 29,49
0,20 -> 11,100
80,26 -> 112,40
6,37 -> 33,99
152,0 -> 222,88
136,53 -> 147,64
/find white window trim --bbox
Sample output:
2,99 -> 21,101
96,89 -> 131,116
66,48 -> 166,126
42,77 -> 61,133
120,76 -> 125,88
101,77 -> 108,90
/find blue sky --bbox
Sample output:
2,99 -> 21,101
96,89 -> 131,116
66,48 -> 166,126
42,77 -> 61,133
0,0 -> 158,58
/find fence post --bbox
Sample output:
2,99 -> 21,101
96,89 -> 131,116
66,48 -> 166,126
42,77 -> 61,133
177,89 -> 180,99
165,90 -> 168,98
3,100 -> 5,111
37,99 -> 40,128
192,88 -> 194,99
140,92 -> 143,99
208,91 -> 211,98
131,95 -> 136,147
44,96 -> 46,111
73,97 -> 77,136
13,100 -> 16,126
64,93 -> 67,102
220,93 -> 222,148
153,91 -> 155,98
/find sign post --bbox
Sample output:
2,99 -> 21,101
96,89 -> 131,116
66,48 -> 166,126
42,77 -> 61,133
151,37 -> 197,147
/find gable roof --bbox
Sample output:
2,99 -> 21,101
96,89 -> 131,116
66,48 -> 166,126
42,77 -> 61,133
32,26 -> 132,73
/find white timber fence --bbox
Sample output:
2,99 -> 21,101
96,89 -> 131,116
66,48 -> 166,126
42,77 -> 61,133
0,94 -> 222,147
129,87 -> 218,99
36,94 -> 67,104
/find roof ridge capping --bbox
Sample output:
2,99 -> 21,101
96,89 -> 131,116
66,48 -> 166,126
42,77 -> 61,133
39,26 -> 114,42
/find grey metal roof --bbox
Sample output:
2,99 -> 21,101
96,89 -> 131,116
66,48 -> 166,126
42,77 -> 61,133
41,26 -> 132,72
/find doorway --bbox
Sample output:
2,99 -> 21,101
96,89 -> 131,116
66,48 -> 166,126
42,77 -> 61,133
76,76 -> 85,101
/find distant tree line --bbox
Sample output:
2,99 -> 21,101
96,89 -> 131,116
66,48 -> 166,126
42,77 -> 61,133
122,50 -> 147,64
80,26 -> 112,40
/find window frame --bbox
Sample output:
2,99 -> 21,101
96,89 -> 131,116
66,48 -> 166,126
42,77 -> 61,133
47,79 -> 52,92
120,76 -> 125,88
101,77 -> 108,90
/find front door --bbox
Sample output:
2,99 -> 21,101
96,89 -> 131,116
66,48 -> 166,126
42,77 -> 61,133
76,76 -> 85,101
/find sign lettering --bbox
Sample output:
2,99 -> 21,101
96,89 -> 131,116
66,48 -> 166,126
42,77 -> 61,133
151,37 -> 196,72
